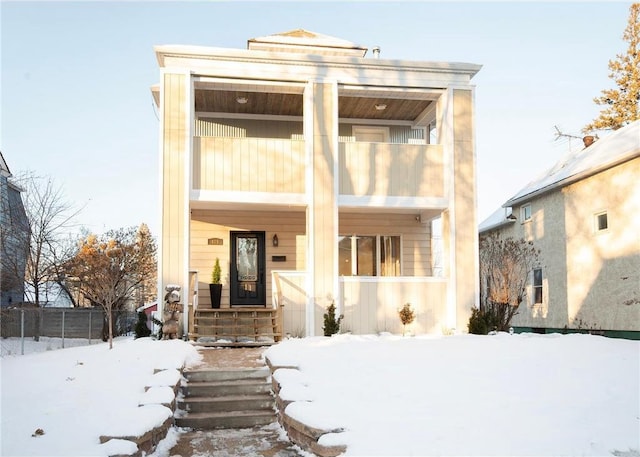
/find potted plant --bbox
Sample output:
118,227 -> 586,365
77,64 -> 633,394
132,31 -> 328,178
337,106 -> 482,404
209,258 -> 222,309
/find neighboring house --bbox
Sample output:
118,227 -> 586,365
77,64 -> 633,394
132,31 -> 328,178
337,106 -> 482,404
0,151 -> 29,307
153,30 -> 481,337
479,120 -> 640,339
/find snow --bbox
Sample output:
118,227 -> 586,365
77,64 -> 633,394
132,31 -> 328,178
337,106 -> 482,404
265,333 -> 640,456
2,333 -> 638,457
1,337 -> 201,457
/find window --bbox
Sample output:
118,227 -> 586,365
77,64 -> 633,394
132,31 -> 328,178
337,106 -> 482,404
521,204 -> 532,222
353,126 -> 390,143
595,211 -> 608,232
339,235 -> 401,276
533,268 -> 543,304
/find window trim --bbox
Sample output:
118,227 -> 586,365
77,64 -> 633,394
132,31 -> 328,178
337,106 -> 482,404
521,204 -> 532,223
532,268 -> 543,305
594,210 -> 608,233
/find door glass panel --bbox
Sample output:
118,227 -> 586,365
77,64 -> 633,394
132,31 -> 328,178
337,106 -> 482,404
236,236 -> 258,281
357,236 -> 376,276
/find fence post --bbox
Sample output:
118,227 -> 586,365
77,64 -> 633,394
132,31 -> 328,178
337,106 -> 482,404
20,309 -> 25,356
88,309 -> 92,345
61,309 -> 66,349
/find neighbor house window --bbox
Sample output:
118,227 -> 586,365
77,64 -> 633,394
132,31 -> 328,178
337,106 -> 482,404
521,204 -> 532,222
339,235 -> 401,276
533,268 -> 543,304
595,211 -> 608,232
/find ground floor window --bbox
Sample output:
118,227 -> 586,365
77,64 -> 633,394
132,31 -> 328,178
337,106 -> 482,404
339,235 -> 401,276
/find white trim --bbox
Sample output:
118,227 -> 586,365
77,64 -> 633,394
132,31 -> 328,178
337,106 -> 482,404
352,125 -> 390,143
442,88 -> 457,330
331,80 -> 341,319
190,190 -> 306,206
157,70 -> 166,316
338,195 -> 448,209
304,81 -> 315,337
340,276 -> 447,284
196,112 -> 303,122
183,73 -> 194,337
193,76 -> 306,93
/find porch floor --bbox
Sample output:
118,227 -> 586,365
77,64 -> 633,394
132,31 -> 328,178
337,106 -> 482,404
189,307 -> 282,346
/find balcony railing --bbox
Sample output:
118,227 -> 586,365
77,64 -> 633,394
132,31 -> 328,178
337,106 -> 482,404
193,137 -> 306,194
339,142 -> 444,198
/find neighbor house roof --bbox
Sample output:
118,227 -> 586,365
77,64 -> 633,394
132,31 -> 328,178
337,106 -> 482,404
0,151 -> 11,178
479,120 -> 640,234
505,120 -> 640,207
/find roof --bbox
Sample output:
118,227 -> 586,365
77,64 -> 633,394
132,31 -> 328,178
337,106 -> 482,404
478,206 -> 516,234
0,151 -> 11,178
247,29 -> 368,57
505,120 -> 640,207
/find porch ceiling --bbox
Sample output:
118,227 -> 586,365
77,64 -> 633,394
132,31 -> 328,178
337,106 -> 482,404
194,89 -> 433,121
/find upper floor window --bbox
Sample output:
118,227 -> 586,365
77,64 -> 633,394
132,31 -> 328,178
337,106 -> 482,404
339,235 -> 401,276
533,268 -> 543,304
594,211 -> 608,233
521,204 -> 532,222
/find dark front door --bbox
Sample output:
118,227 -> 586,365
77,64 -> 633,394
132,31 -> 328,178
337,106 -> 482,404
230,231 -> 266,306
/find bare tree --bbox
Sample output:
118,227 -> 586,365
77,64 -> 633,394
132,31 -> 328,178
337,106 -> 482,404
63,225 -> 156,349
1,173 -> 80,309
475,233 -> 541,332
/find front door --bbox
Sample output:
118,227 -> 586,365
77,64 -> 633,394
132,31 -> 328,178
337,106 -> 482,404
230,231 -> 266,306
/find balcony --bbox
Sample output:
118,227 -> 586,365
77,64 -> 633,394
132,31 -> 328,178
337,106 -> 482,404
339,142 -> 444,199
193,137 -> 306,194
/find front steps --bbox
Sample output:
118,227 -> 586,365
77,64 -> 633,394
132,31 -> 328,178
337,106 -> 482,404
176,367 -> 275,429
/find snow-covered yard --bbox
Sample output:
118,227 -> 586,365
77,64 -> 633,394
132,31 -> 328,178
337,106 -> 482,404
265,333 -> 640,457
1,337 -> 202,457
1,333 -> 638,457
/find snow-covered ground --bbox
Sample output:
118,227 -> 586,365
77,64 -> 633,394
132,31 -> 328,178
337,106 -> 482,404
1,333 -> 638,457
1,337 -> 202,457
265,333 -> 640,457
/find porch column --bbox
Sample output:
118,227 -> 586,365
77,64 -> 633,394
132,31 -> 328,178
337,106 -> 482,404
451,88 -> 479,330
304,80 -> 339,336
158,70 -> 192,335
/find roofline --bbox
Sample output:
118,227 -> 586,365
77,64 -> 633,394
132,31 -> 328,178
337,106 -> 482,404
504,150 -> 640,207
154,44 -> 482,78
478,218 -> 516,235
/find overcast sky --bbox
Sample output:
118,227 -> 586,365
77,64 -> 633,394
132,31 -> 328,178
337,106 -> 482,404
1,1 -> 632,236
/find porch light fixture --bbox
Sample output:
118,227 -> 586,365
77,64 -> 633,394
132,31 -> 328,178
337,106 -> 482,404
375,103 -> 387,111
272,234 -> 279,247
236,96 -> 248,104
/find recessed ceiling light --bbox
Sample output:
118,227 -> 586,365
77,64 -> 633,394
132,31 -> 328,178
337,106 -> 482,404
236,96 -> 248,104
375,103 -> 387,111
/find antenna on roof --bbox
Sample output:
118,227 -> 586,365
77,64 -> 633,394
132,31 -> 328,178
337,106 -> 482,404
553,125 -> 581,142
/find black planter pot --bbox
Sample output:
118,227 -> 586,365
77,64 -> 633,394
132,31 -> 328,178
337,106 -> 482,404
209,284 -> 222,309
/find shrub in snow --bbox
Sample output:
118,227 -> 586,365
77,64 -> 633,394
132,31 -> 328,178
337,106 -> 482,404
398,303 -> 415,336
134,311 -> 152,339
323,302 -> 343,336
467,306 -> 500,335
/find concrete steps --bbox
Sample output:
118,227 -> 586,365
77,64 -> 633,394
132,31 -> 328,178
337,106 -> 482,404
176,367 -> 275,429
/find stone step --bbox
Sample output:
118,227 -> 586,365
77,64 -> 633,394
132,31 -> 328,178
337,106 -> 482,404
178,394 -> 274,413
184,367 -> 270,383
175,410 -> 276,429
182,379 -> 272,397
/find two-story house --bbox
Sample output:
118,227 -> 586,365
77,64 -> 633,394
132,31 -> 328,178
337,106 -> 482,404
153,30 -> 481,339
0,151 -> 29,307
479,120 -> 640,339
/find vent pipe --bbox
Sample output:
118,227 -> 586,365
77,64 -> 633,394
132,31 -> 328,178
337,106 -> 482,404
583,135 -> 595,148
372,46 -> 380,59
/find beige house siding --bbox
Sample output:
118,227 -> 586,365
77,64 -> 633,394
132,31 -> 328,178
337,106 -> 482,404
190,209 -> 306,308
496,157 -> 640,333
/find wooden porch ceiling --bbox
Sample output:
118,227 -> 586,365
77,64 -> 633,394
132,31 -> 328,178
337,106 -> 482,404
194,89 -> 433,121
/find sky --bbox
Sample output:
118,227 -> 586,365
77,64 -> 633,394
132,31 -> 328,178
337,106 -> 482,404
1,1 -> 633,237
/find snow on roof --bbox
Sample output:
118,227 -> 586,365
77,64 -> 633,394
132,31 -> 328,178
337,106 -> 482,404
505,120 -> 640,207
0,151 -> 11,177
247,29 -> 368,57
479,206 -> 515,233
